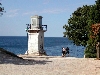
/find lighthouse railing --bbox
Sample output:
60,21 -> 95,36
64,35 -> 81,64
42,25 -> 47,31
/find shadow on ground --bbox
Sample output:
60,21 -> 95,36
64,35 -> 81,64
0,48 -> 52,65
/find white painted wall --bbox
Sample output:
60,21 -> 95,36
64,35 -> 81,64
27,31 -> 44,54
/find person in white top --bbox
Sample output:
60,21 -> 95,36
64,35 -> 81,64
62,47 -> 66,57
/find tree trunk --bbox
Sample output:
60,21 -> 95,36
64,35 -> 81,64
96,42 -> 100,59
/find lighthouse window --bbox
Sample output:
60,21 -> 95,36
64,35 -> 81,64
32,19 -> 36,26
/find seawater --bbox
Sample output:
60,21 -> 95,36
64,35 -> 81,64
0,36 -> 85,58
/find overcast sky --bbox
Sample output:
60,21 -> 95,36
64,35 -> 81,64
0,0 -> 95,37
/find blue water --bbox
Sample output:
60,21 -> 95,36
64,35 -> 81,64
0,36 -> 85,58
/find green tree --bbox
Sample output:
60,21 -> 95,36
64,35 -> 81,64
63,5 -> 91,46
63,0 -> 100,58
85,0 -> 100,58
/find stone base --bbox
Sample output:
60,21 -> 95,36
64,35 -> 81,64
25,50 -> 47,56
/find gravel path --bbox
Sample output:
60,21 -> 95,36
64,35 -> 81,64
0,55 -> 100,75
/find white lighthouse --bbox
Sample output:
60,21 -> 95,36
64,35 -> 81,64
25,15 -> 47,55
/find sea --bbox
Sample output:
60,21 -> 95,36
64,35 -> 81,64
0,36 -> 85,58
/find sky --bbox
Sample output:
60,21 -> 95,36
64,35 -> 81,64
0,0 -> 96,37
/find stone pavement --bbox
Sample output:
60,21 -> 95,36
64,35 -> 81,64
0,54 -> 100,75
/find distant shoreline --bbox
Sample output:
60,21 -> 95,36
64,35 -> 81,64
0,36 -> 67,38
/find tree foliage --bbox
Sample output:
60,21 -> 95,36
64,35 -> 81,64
85,0 -> 100,58
63,5 -> 91,46
0,2 -> 5,16
63,0 -> 100,58
85,24 -> 100,58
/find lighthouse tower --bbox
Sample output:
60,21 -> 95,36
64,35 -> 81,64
25,15 -> 47,55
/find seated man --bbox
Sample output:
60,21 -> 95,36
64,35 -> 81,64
65,47 -> 69,56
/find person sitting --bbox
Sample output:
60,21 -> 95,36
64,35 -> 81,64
65,47 -> 69,56
62,47 -> 66,57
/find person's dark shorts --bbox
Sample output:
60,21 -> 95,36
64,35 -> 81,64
62,51 -> 66,55
66,51 -> 69,54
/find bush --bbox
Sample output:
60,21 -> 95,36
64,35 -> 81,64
85,45 -> 97,58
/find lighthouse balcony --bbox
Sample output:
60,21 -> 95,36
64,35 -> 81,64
27,25 -> 47,31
